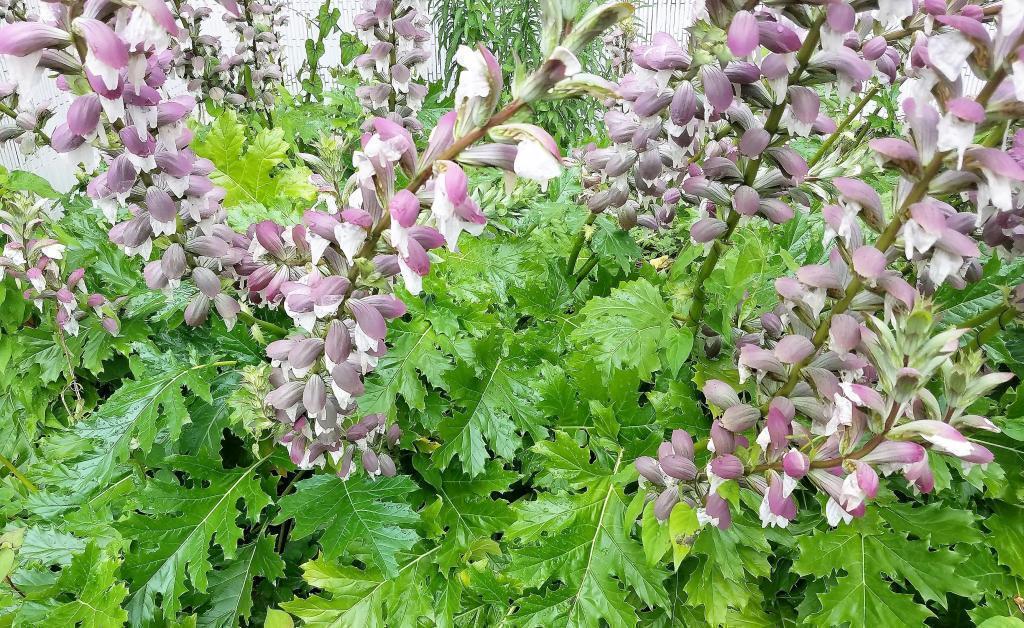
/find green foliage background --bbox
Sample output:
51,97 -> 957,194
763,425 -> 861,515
2,21 -> 1024,628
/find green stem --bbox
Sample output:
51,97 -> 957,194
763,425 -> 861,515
771,155 -> 943,403
770,47 -> 1015,403
567,213 -> 598,274
573,252 -> 601,287
237,310 -> 289,337
846,104 -> 882,147
0,452 -> 37,492
807,84 -> 880,168
958,302 -> 1010,330
686,12 -> 826,328
968,307 -> 1018,352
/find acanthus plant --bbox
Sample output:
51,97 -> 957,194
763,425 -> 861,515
621,0 -> 1024,533
352,0 -> 432,132
168,0 -> 288,122
1,0 -> 1024,626
0,0 -> 627,469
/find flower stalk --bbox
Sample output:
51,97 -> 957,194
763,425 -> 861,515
685,12 -> 826,327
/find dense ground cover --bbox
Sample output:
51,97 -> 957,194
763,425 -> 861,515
1,0 -> 1024,626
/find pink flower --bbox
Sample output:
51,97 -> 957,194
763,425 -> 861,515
429,161 -> 486,251
727,11 -> 760,57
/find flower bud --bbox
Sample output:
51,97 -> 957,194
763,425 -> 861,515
362,448 -> 380,474
705,492 -> 731,529
721,404 -> 760,432
192,266 -> 221,298
709,454 -> 744,479
660,454 -> 697,481
703,379 -> 740,409
710,420 -> 736,454
162,244 -> 186,280
782,449 -> 809,479
325,319 -> 352,364
774,334 -> 814,364
184,293 -> 210,326
690,218 -> 728,243
701,65 -> 733,114
727,10 -> 759,56
303,375 -> 326,417
636,456 -> 664,485
761,312 -> 783,338
289,338 -> 324,371
654,487 -> 679,521
378,452 -> 397,477
386,424 -> 402,447
861,36 -> 887,61
266,380 -> 304,410
670,82 -> 697,126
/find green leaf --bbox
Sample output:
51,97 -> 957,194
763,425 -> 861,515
669,503 -> 699,569
193,111 -> 313,207
987,504 -> 1024,578
571,278 -> 674,380
5,169 -> 60,198
435,334 -> 544,476
978,618 -> 1024,628
61,359 -> 223,490
434,237 -> 528,304
360,318 -> 453,416
22,543 -> 129,628
641,503 -> 671,565
415,458 -> 516,570
266,606 -> 294,626
590,219 -> 642,273
660,326 -> 694,377
198,535 -> 284,628
507,435 -> 667,627
881,501 -> 983,546
793,514 -> 978,627
960,543 -> 1024,625
275,474 -> 420,578
683,519 -> 771,624
282,550 -> 438,628
265,608 -> 295,628
119,455 -> 273,624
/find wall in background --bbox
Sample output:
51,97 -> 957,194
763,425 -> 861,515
0,0 -> 984,189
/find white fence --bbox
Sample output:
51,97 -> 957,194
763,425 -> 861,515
0,1 -> 979,189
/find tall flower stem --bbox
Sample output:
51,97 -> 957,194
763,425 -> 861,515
958,302 -> 1010,330
845,104 -> 883,148
769,55 -> 1015,402
344,98 -> 527,288
567,212 -> 598,274
237,310 -> 289,337
685,12 -> 826,327
573,251 -> 601,287
807,84 -> 881,168
967,307 -> 1018,351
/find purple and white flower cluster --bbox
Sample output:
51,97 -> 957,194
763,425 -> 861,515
170,0 -> 287,112
0,194 -> 119,337
0,0 -> 618,478
353,0 -> 431,132
634,0 -> 1024,529
580,8 -> 896,233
